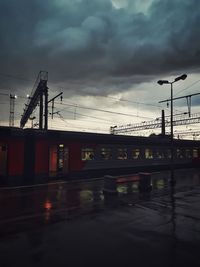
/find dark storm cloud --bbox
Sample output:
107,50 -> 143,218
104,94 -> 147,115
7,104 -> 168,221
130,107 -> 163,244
0,0 -> 200,95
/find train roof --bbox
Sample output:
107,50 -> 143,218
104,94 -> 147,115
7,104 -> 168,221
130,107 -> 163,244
0,126 -> 24,137
0,126 -> 199,146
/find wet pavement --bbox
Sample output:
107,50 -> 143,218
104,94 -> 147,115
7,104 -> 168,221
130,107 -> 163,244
0,168 -> 200,266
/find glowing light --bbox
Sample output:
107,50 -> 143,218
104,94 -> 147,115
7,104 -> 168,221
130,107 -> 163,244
44,199 -> 52,210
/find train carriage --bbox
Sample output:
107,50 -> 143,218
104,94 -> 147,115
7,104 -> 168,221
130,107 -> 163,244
0,127 -> 25,184
0,126 -> 200,185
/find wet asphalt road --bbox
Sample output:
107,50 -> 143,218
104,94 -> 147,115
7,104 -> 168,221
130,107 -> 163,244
0,168 -> 200,267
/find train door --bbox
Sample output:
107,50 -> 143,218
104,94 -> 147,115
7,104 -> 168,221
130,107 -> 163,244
0,144 -> 7,176
58,144 -> 69,174
49,144 -> 69,177
49,145 -> 57,176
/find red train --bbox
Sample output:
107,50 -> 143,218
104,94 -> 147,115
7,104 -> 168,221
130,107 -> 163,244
0,126 -> 200,185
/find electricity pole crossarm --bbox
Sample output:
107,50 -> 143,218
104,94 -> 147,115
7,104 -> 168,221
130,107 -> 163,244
48,92 -> 63,119
159,92 -> 200,118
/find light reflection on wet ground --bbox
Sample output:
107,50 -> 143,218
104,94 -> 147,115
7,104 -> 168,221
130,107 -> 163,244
1,168 -> 200,266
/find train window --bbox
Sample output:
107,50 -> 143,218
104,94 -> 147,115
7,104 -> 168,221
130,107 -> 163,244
117,148 -> 127,160
100,148 -> 112,160
82,148 -> 95,161
145,148 -> 153,159
155,150 -> 165,159
176,149 -> 184,159
185,149 -> 192,158
132,149 -> 140,159
192,148 -> 198,158
166,149 -> 171,159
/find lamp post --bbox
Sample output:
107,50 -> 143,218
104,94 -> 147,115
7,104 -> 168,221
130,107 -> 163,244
157,74 -> 187,182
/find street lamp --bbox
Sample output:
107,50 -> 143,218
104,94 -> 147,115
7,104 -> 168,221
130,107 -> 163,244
157,74 -> 187,179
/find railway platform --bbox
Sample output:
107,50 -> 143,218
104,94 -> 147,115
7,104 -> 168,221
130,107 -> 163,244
0,168 -> 200,266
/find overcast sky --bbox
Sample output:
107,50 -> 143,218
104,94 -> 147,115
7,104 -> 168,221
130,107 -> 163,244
0,0 -> 200,137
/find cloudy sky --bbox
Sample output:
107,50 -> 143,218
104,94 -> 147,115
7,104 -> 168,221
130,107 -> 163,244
0,0 -> 200,137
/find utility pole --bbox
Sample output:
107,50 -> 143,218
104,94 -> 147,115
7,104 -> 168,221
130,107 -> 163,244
44,82 -> 48,130
39,79 -> 48,130
161,109 -> 165,136
39,91 -> 43,129
157,74 -> 187,184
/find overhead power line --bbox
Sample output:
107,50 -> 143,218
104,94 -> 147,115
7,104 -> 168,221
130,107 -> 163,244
159,92 -> 200,117
55,100 -> 153,120
175,79 -> 200,96
54,108 -> 114,124
53,115 -> 108,132
48,87 -> 161,109
99,95 -> 161,108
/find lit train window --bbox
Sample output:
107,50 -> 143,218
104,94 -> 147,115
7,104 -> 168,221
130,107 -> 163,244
185,149 -> 192,158
192,148 -> 198,158
132,149 -> 140,159
145,148 -> 153,159
82,148 -> 95,161
117,148 -> 127,160
101,148 -> 112,160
